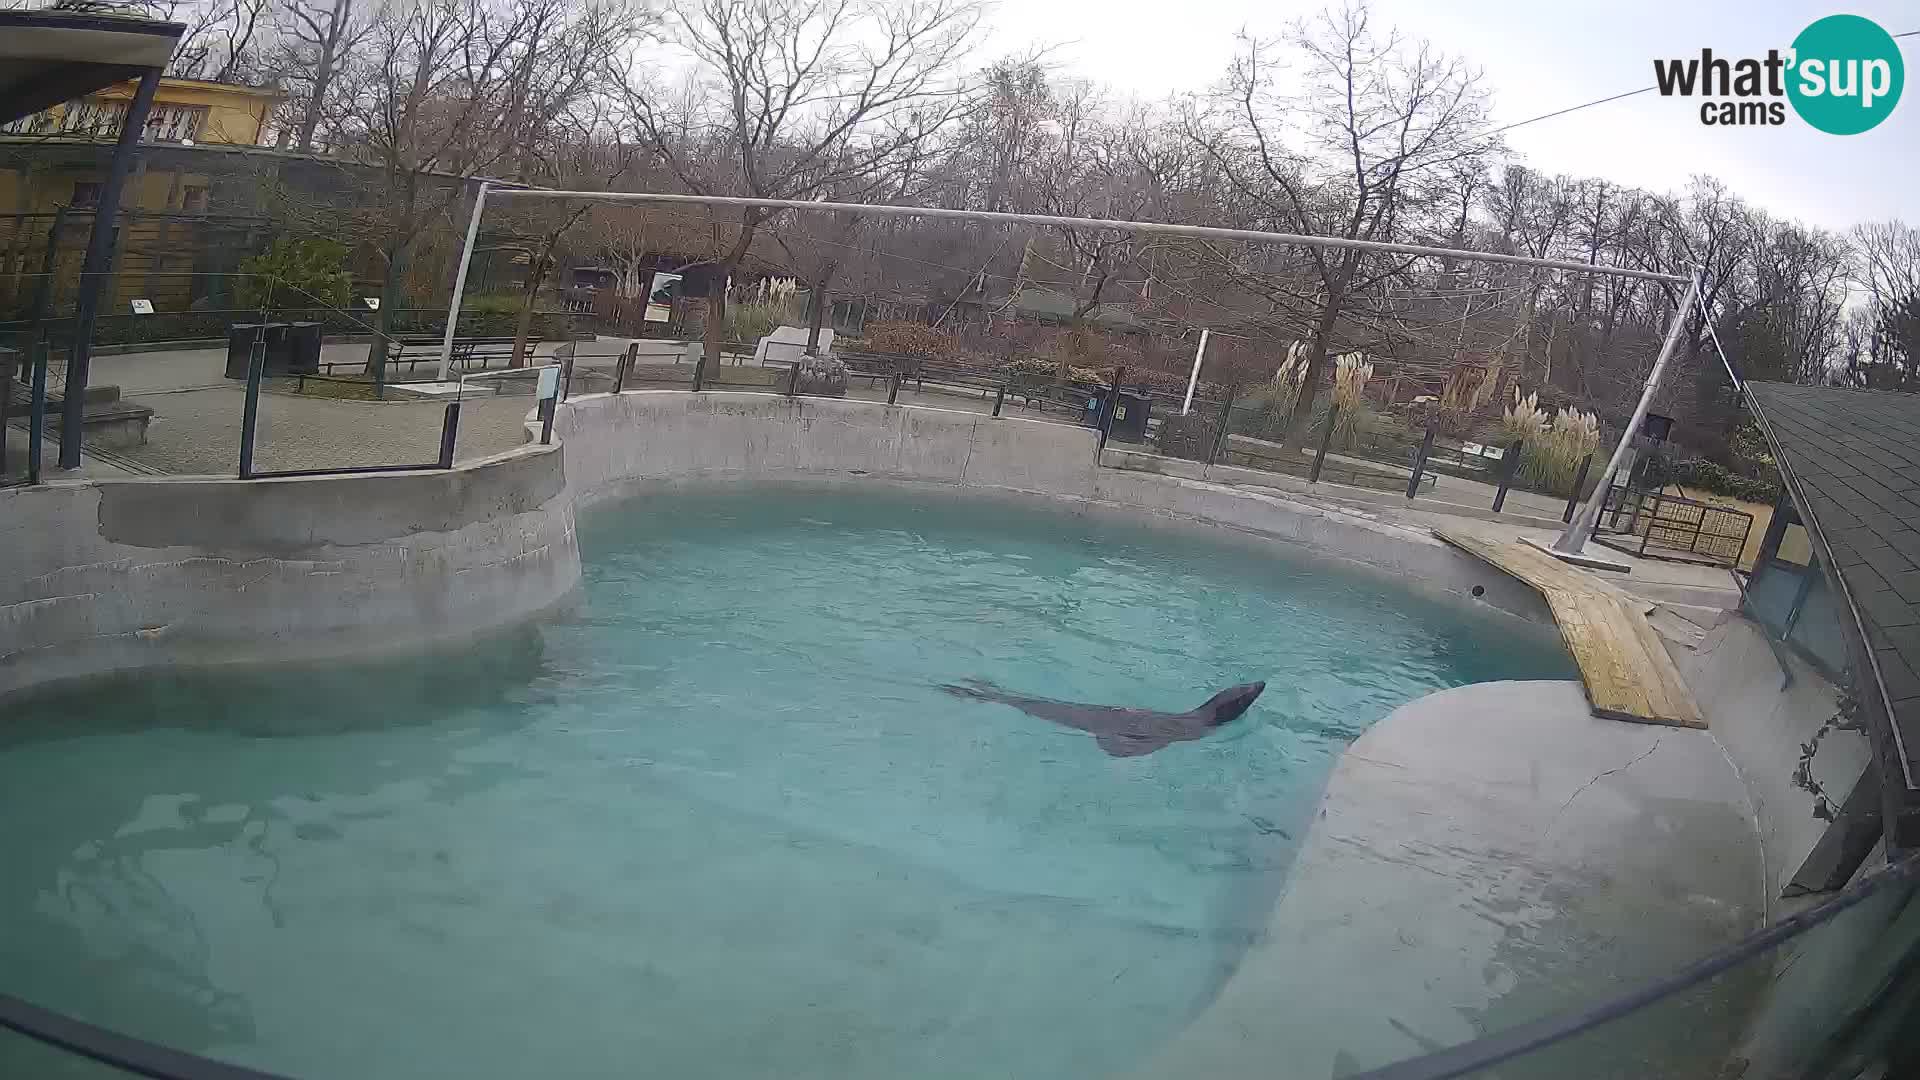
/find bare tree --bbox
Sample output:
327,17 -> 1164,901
309,0 -> 643,383
612,0 -> 984,375
1849,220 -> 1920,388
279,0 -> 372,153
1190,1 -> 1499,438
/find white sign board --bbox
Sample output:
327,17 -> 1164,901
362,297 -> 381,311
645,271 -> 681,323
129,299 -> 154,315
536,366 -> 560,401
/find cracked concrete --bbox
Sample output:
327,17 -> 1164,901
1132,680 -> 1763,1080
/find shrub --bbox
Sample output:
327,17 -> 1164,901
236,236 -> 352,311
1518,407 -> 1600,495
723,297 -> 802,344
1331,352 -> 1374,448
1498,386 -> 1548,447
1644,456 -> 1782,504
861,320 -> 949,358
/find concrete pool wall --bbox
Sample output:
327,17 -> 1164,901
553,390 -> 1555,624
0,444 -> 579,700
1,390 -> 1550,701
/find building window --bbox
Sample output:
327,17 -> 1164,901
144,105 -> 208,143
70,181 -> 102,209
181,186 -> 209,213
59,99 -> 128,138
1745,496 -> 1850,676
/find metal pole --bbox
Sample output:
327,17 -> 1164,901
238,339 -> 264,478
1181,329 -> 1209,415
1553,270 -> 1702,555
62,67 -> 161,470
886,371 -> 901,405
992,384 -> 1006,417
1492,440 -> 1523,513
27,342 -> 47,484
435,181 -> 490,382
438,400 -> 461,468
1098,366 -> 1128,450
484,189 -> 1690,286
614,343 -> 633,394
0,351 -> 12,476
1206,387 -> 1236,465
1406,428 -> 1435,500
1564,455 -> 1593,523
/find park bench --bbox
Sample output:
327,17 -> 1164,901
317,336 -> 543,377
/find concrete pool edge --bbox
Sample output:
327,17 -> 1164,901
555,391 -> 1557,628
0,442 -> 581,702
1,390 -> 1554,702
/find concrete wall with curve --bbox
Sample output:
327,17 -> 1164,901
554,390 -> 1554,624
0,445 -> 581,701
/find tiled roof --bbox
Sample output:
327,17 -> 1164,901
1747,381 -> 1920,843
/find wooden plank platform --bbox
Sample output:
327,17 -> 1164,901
1434,528 -> 1705,729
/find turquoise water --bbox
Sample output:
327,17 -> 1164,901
0,489 -> 1573,1079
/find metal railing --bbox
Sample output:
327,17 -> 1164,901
1595,487 -> 1755,568
5,849 -> 1915,1079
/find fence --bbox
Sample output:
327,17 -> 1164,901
1595,487 -> 1755,568
0,269 -> 588,483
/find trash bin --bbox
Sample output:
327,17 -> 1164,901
283,321 -> 322,374
225,323 -> 287,379
1108,390 -> 1150,442
1081,388 -> 1151,441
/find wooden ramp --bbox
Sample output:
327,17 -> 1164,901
1434,528 -> 1704,729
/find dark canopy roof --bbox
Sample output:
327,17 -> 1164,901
1747,381 -> 1920,848
0,7 -> 183,126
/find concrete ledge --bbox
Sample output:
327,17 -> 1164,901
556,391 -> 1552,625
1135,680 -> 1765,1079
0,443 -> 580,702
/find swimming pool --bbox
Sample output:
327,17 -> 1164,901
0,488 -> 1574,1078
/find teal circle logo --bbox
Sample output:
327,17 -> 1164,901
1787,15 -> 1904,135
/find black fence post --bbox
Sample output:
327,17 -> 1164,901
1098,366 -> 1128,450
1206,386 -> 1237,466
887,371 -> 902,405
237,339 -> 265,479
1492,440 -> 1523,513
1640,492 -> 1664,557
1564,454 -> 1593,523
1406,427 -> 1435,500
1309,404 -> 1339,483
992,383 -> 1005,417
0,352 -> 12,477
26,342 -> 48,484
438,400 -> 461,468
786,359 -> 801,397
538,396 -> 556,445
613,343 -> 633,394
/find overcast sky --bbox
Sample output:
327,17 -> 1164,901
983,0 -> 1917,233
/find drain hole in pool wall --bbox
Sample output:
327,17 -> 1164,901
1472,585 -> 1486,597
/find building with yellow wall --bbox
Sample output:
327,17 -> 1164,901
0,78 -> 281,315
